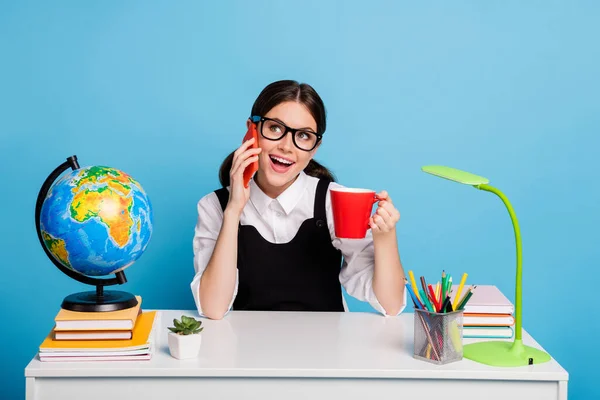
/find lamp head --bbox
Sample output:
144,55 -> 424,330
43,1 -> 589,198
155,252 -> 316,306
421,165 -> 489,186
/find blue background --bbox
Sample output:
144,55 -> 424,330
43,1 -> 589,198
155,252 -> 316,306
1,1 -> 598,398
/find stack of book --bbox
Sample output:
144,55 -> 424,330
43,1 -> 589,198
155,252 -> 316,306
453,285 -> 515,339
38,296 -> 158,362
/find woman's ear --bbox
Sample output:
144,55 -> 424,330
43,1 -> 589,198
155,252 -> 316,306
246,119 -> 252,129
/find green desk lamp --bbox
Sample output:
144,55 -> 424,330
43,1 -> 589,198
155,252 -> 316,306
421,165 -> 551,367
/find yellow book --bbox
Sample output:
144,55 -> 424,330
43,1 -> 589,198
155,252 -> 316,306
40,311 -> 156,352
54,330 -> 133,340
54,296 -> 142,331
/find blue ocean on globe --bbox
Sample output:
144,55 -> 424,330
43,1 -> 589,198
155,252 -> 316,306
39,166 -> 153,276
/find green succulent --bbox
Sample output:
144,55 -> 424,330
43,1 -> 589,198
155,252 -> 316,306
168,315 -> 204,335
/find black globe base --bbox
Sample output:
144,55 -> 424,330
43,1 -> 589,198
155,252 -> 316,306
61,290 -> 138,312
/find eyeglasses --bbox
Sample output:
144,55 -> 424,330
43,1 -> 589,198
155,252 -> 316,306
251,115 -> 322,152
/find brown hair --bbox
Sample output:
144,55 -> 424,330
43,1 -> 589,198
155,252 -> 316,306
218,80 -> 335,187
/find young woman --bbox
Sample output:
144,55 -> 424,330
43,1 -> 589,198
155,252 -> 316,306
191,80 -> 406,319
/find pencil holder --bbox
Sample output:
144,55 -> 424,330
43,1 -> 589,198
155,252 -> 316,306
413,309 -> 464,365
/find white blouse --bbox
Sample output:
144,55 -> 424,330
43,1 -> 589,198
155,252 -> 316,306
190,171 -> 406,317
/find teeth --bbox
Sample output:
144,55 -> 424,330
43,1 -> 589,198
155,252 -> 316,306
271,156 -> 294,165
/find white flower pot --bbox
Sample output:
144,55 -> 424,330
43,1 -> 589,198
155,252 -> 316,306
168,332 -> 202,359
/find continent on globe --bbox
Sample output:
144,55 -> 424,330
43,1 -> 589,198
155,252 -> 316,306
70,167 -> 136,248
41,231 -> 71,269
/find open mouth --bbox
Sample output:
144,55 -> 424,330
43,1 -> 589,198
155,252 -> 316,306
269,155 -> 295,173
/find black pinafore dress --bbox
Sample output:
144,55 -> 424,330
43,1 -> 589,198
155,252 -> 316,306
213,179 -> 344,312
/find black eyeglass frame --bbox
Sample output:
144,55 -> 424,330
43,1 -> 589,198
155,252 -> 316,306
250,115 -> 322,152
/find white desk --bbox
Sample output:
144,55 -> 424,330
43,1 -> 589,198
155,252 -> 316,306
25,310 -> 569,400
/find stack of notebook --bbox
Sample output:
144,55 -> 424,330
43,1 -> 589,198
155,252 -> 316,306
453,285 -> 515,339
38,296 -> 158,362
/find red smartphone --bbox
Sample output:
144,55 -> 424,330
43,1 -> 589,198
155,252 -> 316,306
242,123 -> 259,188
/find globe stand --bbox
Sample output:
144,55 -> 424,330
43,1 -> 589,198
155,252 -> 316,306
61,272 -> 139,312
35,155 -> 139,313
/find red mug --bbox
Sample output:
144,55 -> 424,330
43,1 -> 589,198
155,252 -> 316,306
330,188 -> 379,239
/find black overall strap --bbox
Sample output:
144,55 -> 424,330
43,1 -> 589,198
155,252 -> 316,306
314,178 -> 331,228
214,187 -> 229,212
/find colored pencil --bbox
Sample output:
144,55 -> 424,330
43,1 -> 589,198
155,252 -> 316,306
441,271 -> 447,301
419,289 -> 435,312
452,273 -> 468,310
405,279 -> 424,309
457,286 -> 476,310
408,271 -> 422,303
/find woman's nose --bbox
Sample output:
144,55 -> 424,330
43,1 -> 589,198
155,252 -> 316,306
278,131 -> 294,151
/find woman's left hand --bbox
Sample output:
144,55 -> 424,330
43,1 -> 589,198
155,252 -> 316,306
369,191 -> 400,236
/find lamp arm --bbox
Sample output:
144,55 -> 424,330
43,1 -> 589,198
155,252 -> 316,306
476,184 -> 522,341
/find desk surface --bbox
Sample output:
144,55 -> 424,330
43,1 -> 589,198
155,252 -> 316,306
25,310 -> 568,382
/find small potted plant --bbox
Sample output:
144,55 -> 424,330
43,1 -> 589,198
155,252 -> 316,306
167,315 -> 204,359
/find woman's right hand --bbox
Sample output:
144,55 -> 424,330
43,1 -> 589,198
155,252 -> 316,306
226,137 -> 261,216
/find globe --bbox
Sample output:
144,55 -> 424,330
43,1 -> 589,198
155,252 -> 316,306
35,155 -> 153,311
40,166 -> 153,276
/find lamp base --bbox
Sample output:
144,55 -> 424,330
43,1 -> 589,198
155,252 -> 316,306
463,339 -> 551,367
61,290 -> 138,312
